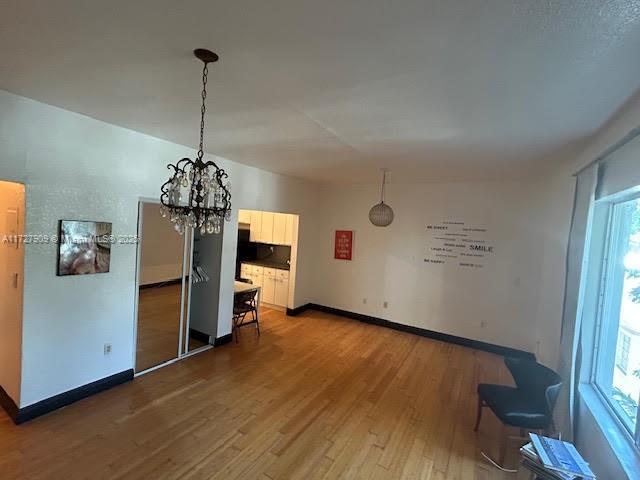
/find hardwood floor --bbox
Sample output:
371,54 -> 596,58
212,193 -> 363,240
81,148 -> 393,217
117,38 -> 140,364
0,308 -> 524,479
136,283 -> 206,372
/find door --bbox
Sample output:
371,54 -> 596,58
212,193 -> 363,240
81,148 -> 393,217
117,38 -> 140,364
186,227 -> 223,352
135,202 -> 187,373
0,181 -> 25,404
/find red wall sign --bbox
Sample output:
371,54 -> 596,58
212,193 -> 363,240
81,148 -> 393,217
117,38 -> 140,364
334,230 -> 353,260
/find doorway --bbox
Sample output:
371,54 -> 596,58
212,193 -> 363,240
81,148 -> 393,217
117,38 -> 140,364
236,209 -> 299,311
134,201 -> 221,374
0,181 -> 25,406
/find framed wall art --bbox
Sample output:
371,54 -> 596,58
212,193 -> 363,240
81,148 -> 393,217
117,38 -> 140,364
57,220 -> 112,276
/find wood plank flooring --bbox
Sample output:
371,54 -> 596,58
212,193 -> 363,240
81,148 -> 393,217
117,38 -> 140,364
0,308 -> 525,479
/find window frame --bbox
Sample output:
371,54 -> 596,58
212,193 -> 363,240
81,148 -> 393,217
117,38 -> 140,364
591,192 -> 640,449
616,333 -> 631,374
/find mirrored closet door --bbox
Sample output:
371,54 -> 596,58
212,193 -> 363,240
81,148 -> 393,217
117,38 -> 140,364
135,202 -> 186,372
134,201 -> 222,374
184,226 -> 224,353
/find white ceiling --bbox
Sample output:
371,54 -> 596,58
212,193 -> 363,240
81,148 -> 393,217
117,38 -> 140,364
2,1 -> 640,183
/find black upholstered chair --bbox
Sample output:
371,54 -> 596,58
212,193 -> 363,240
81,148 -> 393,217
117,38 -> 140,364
475,357 -> 562,434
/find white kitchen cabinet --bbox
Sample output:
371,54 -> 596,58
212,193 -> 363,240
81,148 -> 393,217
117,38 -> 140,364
245,211 -> 295,246
240,263 -> 263,289
251,265 -> 263,288
273,213 -> 287,245
260,212 -> 274,243
274,277 -> 287,307
238,209 -> 251,224
240,263 -> 251,280
262,268 -> 276,304
249,211 -> 262,242
240,264 -> 289,307
284,214 -> 294,246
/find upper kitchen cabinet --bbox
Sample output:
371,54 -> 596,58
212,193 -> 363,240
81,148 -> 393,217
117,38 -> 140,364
260,212 -> 275,243
238,209 -> 251,224
284,214 -> 295,246
249,210 -> 262,242
273,213 -> 287,245
241,210 -> 295,246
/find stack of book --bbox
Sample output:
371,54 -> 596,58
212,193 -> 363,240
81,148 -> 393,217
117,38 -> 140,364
520,433 -> 596,480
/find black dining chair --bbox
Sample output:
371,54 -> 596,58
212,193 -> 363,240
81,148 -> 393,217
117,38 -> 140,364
474,357 -> 562,461
232,290 -> 259,343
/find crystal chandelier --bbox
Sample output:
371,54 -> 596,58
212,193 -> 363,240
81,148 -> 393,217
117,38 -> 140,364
160,49 -> 231,235
369,169 -> 394,227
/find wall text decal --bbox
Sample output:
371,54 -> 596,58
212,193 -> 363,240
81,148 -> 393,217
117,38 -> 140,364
424,221 -> 494,268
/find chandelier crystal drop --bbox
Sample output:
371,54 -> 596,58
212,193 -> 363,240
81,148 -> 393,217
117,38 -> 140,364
160,49 -> 231,235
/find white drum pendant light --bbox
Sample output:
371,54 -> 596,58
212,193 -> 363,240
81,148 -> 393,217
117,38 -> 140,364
369,169 -> 394,227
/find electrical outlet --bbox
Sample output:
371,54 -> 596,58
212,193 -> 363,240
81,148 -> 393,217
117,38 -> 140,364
363,298 -> 367,304
104,343 -> 112,355
480,321 -> 487,328
383,301 -> 388,309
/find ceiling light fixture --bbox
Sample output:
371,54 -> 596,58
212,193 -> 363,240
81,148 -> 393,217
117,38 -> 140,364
369,169 -> 394,227
160,49 -> 231,235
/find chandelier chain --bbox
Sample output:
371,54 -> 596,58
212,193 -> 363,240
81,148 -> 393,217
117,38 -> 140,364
198,63 -> 208,160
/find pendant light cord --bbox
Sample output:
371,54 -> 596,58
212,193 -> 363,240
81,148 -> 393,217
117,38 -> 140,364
380,170 -> 387,203
197,62 -> 208,160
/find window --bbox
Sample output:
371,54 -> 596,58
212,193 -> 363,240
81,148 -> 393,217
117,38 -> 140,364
593,195 -> 640,444
616,333 -> 631,374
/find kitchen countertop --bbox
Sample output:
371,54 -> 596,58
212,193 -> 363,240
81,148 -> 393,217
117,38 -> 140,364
234,280 -> 260,293
240,260 -> 290,271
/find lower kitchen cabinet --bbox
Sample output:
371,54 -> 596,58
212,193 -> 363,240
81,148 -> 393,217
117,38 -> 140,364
262,268 -> 276,304
274,276 -> 288,306
240,263 -> 289,308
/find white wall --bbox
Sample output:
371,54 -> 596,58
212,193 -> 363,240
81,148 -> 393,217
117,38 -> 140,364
0,181 -> 25,404
527,170 -> 576,368
314,179 -> 557,356
0,89 -> 321,407
139,202 -> 184,285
